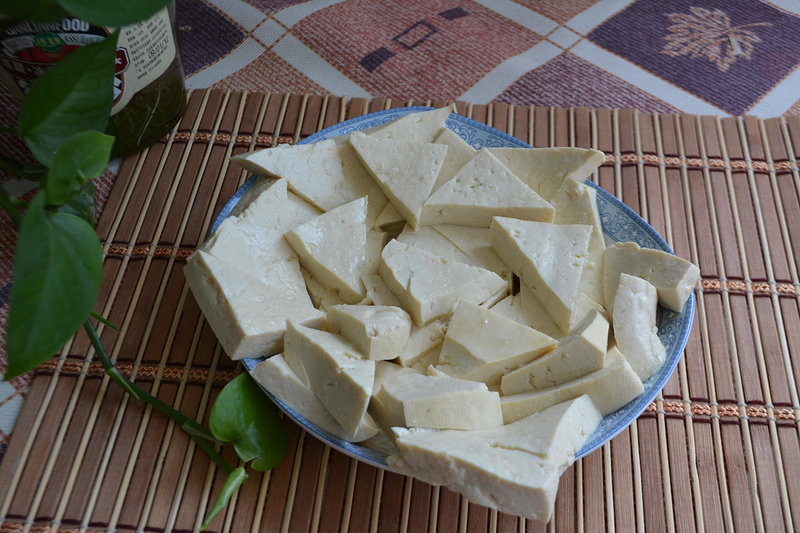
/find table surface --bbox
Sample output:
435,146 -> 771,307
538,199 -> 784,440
1,1 -> 800,531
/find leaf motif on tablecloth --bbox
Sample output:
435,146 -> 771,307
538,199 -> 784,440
661,7 -> 771,72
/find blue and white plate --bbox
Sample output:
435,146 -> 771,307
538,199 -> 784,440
218,107 -> 695,470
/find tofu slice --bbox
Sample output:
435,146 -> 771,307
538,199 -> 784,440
232,139 -> 386,221
487,147 -> 605,201
372,373 -> 503,430
550,179 -> 605,307
436,301 -> 557,385
489,294 -> 529,325
370,106 -> 453,144
501,310 -> 609,394
301,267 -> 347,311
491,217 -> 593,333
433,224 -> 513,285
613,274 -> 666,380
184,252 -> 324,360
432,127 -> 477,191
364,228 -> 388,274
349,131 -> 447,229
388,396 -> 602,521
378,239 -> 507,326
327,304 -> 412,361
373,201 -> 406,231
251,355 -> 379,442
397,318 -> 449,368
422,150 -> 554,227
500,347 -> 643,422
360,272 -> 401,307
604,241 -> 700,313
201,179 -> 321,280
396,225 -> 478,266
285,196 -> 368,304
517,284 -> 565,340
283,321 -> 375,439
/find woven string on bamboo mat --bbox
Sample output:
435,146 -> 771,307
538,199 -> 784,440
2,90 -> 800,533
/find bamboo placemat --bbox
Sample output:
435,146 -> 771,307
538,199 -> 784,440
2,90 -> 800,533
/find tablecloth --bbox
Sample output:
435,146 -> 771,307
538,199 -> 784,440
1,0 -> 799,459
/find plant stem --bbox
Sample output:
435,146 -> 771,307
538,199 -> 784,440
82,319 -> 235,475
0,187 -> 22,226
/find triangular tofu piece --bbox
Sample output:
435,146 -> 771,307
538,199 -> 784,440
501,310 -> 609,394
612,274 -> 665,380
388,396 -> 601,521
500,347 -> 643,422
251,355 -> 379,442
396,225 -> 478,266
285,197 -> 368,303
378,239 -> 506,326
232,139 -> 387,222
603,241 -> 700,314
283,322 -> 376,440
487,147 -> 605,201
183,252 -> 324,360
201,179 -> 321,281
433,224 -> 512,284
435,301 -> 556,385
491,217 -> 593,332
370,106 -> 453,144
422,150 -> 554,227
432,127 -> 476,191
550,179 -> 605,306
327,304 -> 412,361
349,131 -> 446,229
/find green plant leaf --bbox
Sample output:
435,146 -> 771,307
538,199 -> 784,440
209,373 -> 288,471
45,131 -> 113,205
56,0 -> 171,27
6,192 -> 102,378
56,179 -> 96,224
18,32 -> 117,166
201,466 -> 247,531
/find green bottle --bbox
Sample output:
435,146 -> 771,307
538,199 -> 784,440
0,3 -> 186,155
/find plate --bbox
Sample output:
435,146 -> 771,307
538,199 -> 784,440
215,107 -> 695,470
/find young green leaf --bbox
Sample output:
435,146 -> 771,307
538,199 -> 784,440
57,180 -> 96,225
56,0 -> 171,27
209,373 -> 289,471
18,32 -> 117,166
6,192 -> 102,378
45,130 -> 113,206
201,465 -> 247,531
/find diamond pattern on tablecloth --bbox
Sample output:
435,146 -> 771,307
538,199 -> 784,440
587,0 -> 800,115
176,0 -> 248,76
290,0 -> 541,101
212,48 -> 326,94
248,0 -> 313,15
514,0 -> 605,25
0,381 -> 23,436
497,52 -> 677,112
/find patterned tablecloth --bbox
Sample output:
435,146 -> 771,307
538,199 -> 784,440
1,0 -> 799,456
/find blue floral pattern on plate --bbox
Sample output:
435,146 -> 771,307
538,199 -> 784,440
216,107 -> 695,470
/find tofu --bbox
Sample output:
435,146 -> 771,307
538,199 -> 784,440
517,284 -> 565,340
360,272 -> 401,307
364,228 -> 388,274
349,132 -> 447,230
327,304 -> 412,361
372,373 -> 503,430
421,150 -> 554,227
251,355 -> 379,442
550,179 -> 605,307
183,252 -> 324,359
500,347 -> 643,422
373,201 -> 405,230
491,217 -> 593,333
433,224 -> 513,285
436,301 -> 556,385
370,106 -> 453,144
285,196 -> 368,304
232,139 -> 386,220
604,241 -> 700,313
501,310 -> 609,394
432,127 -> 477,191
396,225 -> 477,266
201,179 -> 321,281
301,267 -> 348,311
388,396 -> 601,521
487,147 -> 605,201
396,318 -> 448,367
283,321 -> 375,439
378,239 -> 507,326
489,294 -> 529,325
612,274 -> 666,380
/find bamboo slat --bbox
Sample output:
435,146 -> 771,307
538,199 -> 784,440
2,91 -> 800,533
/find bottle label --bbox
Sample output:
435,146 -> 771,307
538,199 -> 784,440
0,8 -> 176,113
